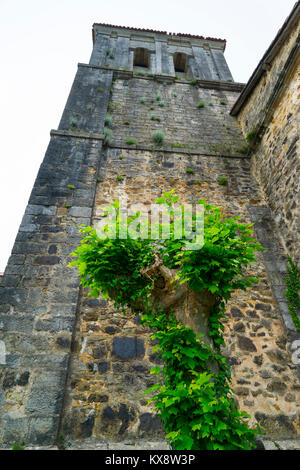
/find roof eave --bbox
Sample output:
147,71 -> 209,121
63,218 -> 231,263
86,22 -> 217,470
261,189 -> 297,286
230,1 -> 300,116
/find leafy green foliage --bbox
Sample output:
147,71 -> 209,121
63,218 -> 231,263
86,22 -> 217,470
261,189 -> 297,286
104,114 -> 112,128
141,309 -> 260,450
197,102 -> 205,109
125,137 -> 138,145
103,127 -> 112,147
246,129 -> 256,143
217,177 -> 228,186
69,191 -> 262,450
12,442 -> 25,450
106,50 -> 114,59
285,256 -> 300,331
70,118 -> 78,128
236,145 -> 249,155
152,131 -> 165,146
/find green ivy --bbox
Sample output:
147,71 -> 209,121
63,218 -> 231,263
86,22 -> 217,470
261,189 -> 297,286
68,191 -> 263,450
285,256 -> 300,331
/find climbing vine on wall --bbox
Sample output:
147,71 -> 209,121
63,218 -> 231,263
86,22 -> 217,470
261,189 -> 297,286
285,256 -> 300,332
68,191 -> 263,450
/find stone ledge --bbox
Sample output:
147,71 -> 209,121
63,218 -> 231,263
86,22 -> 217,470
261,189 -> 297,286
78,63 -> 245,92
50,129 -> 104,141
0,439 -> 169,451
2,438 -> 300,450
108,142 -> 250,159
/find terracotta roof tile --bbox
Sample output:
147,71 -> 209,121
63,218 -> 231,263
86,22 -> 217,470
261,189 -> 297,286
92,22 -> 226,48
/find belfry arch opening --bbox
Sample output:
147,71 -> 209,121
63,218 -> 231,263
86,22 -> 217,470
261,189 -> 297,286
173,52 -> 188,78
133,48 -> 150,70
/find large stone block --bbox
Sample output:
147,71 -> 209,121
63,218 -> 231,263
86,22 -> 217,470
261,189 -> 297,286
112,337 -> 145,360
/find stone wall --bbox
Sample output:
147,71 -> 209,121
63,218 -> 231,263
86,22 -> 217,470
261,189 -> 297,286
0,65 -> 111,446
109,77 -> 245,154
60,129 -> 300,441
234,16 -> 300,266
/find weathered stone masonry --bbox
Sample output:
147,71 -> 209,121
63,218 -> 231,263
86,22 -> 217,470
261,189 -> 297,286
0,14 -> 300,447
231,3 -> 300,267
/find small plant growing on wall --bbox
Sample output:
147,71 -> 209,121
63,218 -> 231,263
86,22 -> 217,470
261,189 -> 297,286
12,442 -> 25,450
125,137 -> 138,145
150,114 -> 161,122
124,121 -> 130,125
106,50 -> 114,59
186,168 -> 195,175
220,101 -> 227,106
246,129 -> 256,143
140,97 -> 146,104
217,177 -> 228,186
285,256 -> 300,331
116,175 -> 124,183
197,102 -> 205,109
70,118 -> 78,128
152,131 -> 165,146
158,101 -> 165,107
104,114 -> 112,128
235,145 -> 249,155
103,127 -> 112,147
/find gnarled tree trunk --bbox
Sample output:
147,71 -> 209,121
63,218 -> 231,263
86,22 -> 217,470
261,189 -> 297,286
139,252 -> 218,348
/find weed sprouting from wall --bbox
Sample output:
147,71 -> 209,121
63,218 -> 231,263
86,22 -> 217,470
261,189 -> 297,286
152,131 -> 165,146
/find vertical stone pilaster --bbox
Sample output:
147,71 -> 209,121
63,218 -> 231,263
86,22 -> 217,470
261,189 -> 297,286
211,48 -> 234,81
89,33 -> 111,66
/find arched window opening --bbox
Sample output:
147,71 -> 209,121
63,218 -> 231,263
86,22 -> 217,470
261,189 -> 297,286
133,48 -> 150,69
173,52 -> 188,77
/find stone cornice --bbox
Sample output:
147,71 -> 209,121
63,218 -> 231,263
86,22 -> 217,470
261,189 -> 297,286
78,63 -> 245,92
50,129 -> 104,141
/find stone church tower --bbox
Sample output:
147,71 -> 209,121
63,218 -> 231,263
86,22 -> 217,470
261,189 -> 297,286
0,2 -> 299,449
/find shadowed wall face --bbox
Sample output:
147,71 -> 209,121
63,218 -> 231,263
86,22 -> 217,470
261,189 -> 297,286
235,17 -> 300,267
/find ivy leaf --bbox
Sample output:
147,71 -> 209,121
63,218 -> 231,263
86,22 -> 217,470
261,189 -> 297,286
176,436 -> 194,450
150,366 -> 162,375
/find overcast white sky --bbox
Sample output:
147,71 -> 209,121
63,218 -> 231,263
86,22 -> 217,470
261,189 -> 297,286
0,0 -> 297,271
